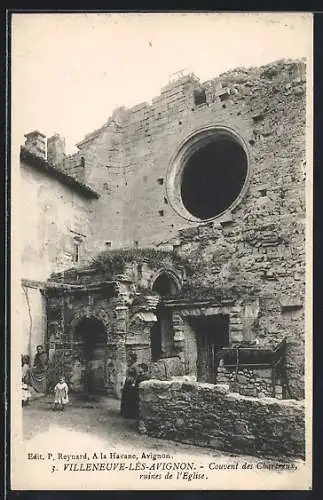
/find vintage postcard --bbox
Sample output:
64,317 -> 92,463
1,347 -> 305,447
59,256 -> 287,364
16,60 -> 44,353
10,12 -> 313,490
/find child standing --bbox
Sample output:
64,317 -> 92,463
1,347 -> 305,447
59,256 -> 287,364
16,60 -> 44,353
21,355 -> 31,406
22,383 -> 31,406
53,376 -> 69,411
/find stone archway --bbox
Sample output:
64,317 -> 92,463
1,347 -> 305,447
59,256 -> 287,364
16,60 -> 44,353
68,308 -> 118,396
151,269 -> 181,297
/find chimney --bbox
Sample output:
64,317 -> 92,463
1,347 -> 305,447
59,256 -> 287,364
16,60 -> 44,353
47,133 -> 66,169
24,131 -> 46,159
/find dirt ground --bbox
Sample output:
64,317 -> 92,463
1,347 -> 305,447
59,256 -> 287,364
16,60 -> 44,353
23,394 -> 240,459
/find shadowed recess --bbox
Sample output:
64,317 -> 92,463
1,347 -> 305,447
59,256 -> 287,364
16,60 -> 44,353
180,137 -> 248,220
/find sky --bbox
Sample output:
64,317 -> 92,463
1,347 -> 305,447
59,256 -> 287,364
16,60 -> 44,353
12,12 -> 312,154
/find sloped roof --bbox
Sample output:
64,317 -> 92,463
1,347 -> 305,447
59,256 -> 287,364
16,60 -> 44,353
20,147 -> 99,200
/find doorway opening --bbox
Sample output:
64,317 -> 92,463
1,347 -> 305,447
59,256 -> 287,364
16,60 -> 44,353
74,318 -> 107,394
190,314 -> 230,383
150,272 -> 179,360
150,305 -> 174,361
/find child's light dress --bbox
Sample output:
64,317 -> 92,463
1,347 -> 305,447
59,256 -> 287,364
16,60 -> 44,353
22,383 -> 31,403
54,382 -> 69,404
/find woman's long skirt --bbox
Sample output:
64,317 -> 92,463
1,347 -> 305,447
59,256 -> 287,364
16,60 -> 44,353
120,381 -> 138,419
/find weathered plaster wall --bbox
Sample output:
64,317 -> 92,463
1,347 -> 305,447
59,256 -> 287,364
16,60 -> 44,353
139,379 -> 305,459
20,161 -> 95,356
20,161 -> 94,279
20,284 -> 46,360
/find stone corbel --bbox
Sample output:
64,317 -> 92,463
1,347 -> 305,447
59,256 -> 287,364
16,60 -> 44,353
128,311 -> 158,338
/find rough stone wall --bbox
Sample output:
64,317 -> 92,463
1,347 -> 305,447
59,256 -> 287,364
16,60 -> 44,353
63,151 -> 85,183
216,366 -> 282,399
173,223 -> 305,398
139,379 -> 305,459
73,112 -> 129,252
71,60 -> 305,249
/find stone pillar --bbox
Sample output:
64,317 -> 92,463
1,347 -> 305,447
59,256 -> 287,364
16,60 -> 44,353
172,312 -> 185,363
24,130 -> 46,159
47,133 -> 66,169
114,302 -> 128,399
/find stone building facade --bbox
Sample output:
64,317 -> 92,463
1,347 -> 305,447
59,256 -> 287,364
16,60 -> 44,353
20,58 -> 307,401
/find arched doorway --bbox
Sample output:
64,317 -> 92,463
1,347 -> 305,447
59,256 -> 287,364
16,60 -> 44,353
74,318 -> 107,393
150,272 -> 179,360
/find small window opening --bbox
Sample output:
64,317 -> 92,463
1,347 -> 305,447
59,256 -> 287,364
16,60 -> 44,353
194,88 -> 207,106
137,263 -> 142,279
105,241 -> 112,248
252,113 -> 264,124
158,210 -> 164,217
73,242 -> 79,263
259,189 -> 267,197
157,178 -> 164,185
134,240 -> 139,248
80,157 -> 85,168
164,197 -> 168,205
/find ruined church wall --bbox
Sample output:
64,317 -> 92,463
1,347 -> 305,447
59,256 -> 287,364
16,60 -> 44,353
58,59 -> 307,398
120,60 -> 306,247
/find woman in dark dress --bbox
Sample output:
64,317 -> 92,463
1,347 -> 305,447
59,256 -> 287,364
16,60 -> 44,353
120,352 -> 140,419
133,363 -> 150,419
30,345 -> 48,393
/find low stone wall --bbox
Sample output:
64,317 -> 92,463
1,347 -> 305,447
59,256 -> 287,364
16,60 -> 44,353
216,366 -> 283,399
138,379 -> 305,459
